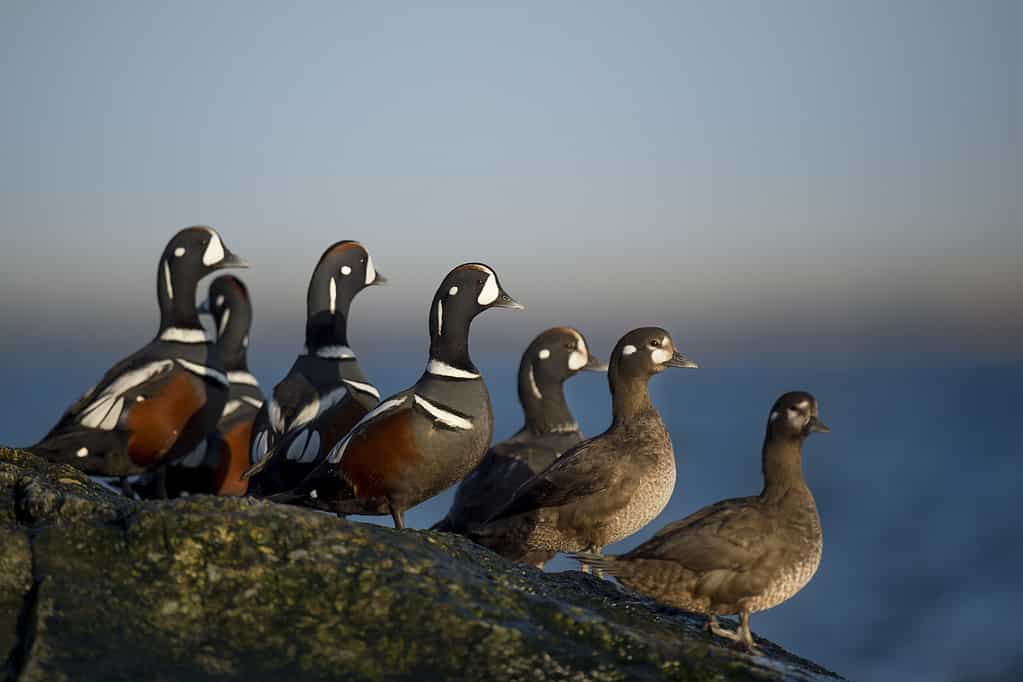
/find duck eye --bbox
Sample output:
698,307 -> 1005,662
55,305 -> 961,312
650,339 -> 661,347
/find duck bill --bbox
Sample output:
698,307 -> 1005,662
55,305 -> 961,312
219,249 -> 250,269
666,351 -> 698,369
491,291 -> 524,310
371,271 -> 388,286
810,417 -> 831,433
584,354 -> 608,372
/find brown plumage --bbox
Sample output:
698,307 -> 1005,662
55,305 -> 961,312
574,391 -> 830,654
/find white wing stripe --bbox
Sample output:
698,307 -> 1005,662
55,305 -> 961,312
227,371 -> 260,386
343,379 -> 380,399
298,430 -> 321,464
176,358 -> 229,387
78,360 -> 174,430
413,395 -> 473,430
327,395 -> 408,463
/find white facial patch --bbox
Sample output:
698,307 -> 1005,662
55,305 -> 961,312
76,447 -> 89,458
538,349 -> 551,360
341,265 -> 352,276
622,344 -> 637,356
449,286 -> 458,296
215,295 -> 225,307
163,261 -> 174,300
477,271 -> 499,305
329,277 -> 337,314
770,411 -> 780,423
202,232 -> 225,266
218,308 -> 231,336
174,247 -> 186,258
568,333 -> 589,370
364,256 -> 376,285
651,348 -> 672,364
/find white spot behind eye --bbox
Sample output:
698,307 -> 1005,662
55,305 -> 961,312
76,447 -> 89,458
364,255 -> 376,285
770,411 -> 780,423
341,265 -> 352,276
215,295 -> 225,307
202,232 -> 225,266
329,277 -> 337,314
538,349 -> 551,360
622,345 -> 637,356
478,272 -> 498,305
242,335 -> 249,347
449,286 -> 458,296
174,247 -> 185,257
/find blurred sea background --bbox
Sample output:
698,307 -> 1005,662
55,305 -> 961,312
2,1 -> 1021,680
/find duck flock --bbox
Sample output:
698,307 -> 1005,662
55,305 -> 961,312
32,225 -> 831,654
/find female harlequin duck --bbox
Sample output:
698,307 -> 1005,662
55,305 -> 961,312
432,327 -> 605,553
243,241 -> 385,497
285,263 -> 523,528
574,392 -> 829,655
160,275 -> 264,497
32,226 -> 247,488
470,327 -> 697,562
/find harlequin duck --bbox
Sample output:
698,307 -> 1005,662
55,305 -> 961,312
160,275 -> 264,497
243,241 -> 385,497
32,226 -> 247,483
432,327 -> 605,549
573,392 -> 829,654
470,327 -> 696,562
287,263 -> 523,528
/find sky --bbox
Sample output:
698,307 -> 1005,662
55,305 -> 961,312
1,0 -> 1021,368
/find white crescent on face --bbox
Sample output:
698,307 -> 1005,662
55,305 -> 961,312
365,255 -> 376,285
202,231 -> 225,266
477,271 -> 499,305
568,331 -> 588,370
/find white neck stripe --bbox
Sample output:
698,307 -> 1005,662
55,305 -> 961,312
160,327 -> 211,344
315,345 -> 356,359
426,359 -> 479,380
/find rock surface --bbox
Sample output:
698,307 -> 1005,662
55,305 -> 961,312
0,447 -> 841,681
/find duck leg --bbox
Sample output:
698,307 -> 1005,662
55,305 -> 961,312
389,502 -> 405,529
706,615 -> 741,643
737,609 -> 762,655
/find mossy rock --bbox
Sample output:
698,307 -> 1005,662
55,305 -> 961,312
0,448 -> 841,681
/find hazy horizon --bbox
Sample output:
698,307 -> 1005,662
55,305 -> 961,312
3,0 -> 1021,369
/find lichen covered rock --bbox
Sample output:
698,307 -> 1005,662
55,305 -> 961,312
0,448 -> 840,681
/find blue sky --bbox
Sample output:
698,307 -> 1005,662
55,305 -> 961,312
2,0 -> 1021,368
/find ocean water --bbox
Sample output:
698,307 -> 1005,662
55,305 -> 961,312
2,353 -> 1021,681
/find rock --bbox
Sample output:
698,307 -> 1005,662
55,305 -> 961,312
0,448 -> 842,681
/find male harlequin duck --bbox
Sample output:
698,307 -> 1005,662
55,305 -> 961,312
160,275 -> 264,497
243,241 -> 385,497
470,327 -> 697,562
432,327 -> 605,547
287,263 -> 523,528
574,392 -> 830,654
32,227 -> 247,485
